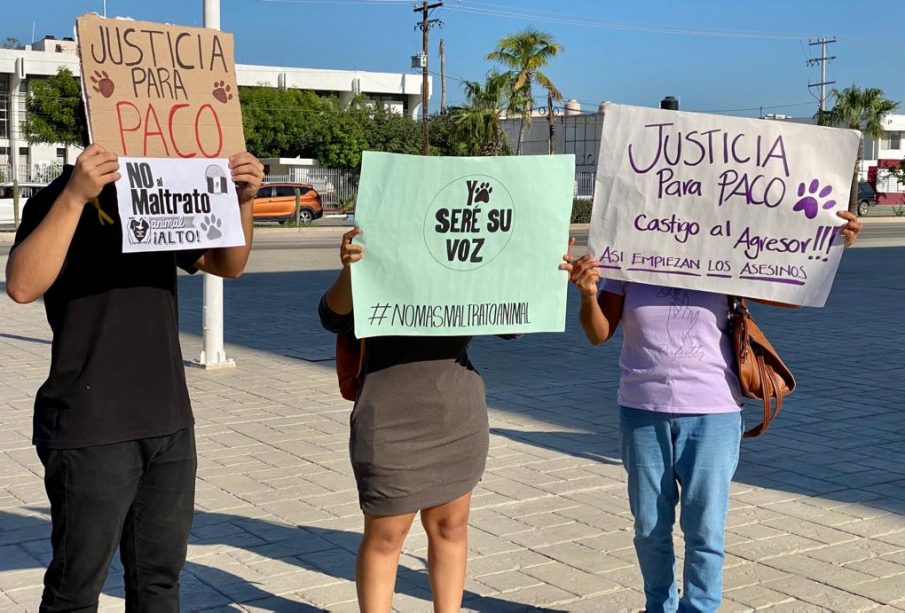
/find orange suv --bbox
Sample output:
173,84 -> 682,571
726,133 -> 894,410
253,182 -> 324,223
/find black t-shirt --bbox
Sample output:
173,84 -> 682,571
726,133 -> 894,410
13,166 -> 205,448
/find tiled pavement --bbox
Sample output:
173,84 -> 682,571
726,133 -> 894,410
0,236 -> 903,612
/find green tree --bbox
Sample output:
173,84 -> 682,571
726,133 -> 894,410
486,28 -> 563,155
428,111 -> 467,156
22,67 -> 84,145
823,85 -> 899,212
450,71 -> 515,156
1,37 -> 22,49
362,103 -> 422,156
309,98 -> 370,169
240,86 -> 325,159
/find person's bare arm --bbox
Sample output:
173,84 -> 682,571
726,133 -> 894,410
325,228 -> 364,315
192,152 -> 264,278
6,145 -> 120,303
560,238 -> 624,345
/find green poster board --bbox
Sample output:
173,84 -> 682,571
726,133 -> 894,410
352,152 -> 575,338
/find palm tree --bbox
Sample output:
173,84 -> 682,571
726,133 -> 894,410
487,29 -> 563,155
451,72 -> 520,156
823,85 -> 899,213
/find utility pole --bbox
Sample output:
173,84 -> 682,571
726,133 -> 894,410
808,37 -> 836,122
414,1 -> 442,155
439,38 -> 447,115
194,0 -> 234,369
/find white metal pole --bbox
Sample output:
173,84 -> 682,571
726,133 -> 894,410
195,0 -> 234,369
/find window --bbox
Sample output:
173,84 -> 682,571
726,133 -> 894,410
255,187 -> 272,198
274,186 -> 297,197
890,132 -> 902,150
19,147 -> 29,156
0,77 -> 7,139
56,148 -> 66,159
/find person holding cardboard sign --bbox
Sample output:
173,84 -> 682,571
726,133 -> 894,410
560,211 -> 862,613
5,130 -> 263,611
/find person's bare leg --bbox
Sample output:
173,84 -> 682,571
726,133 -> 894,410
356,511 -> 416,613
420,492 -> 472,613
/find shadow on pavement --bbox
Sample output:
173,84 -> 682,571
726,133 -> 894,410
176,247 -> 905,518
0,509 -> 566,612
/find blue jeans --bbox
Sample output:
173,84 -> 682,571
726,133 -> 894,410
619,407 -> 742,613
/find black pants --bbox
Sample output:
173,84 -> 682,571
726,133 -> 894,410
37,428 -> 196,613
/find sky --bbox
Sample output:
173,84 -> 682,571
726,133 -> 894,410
5,0 -> 905,118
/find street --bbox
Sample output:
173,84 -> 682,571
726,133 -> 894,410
0,234 -> 903,611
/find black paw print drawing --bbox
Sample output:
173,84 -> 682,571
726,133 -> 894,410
91,70 -> 115,98
792,179 -> 836,220
212,81 -> 233,104
474,182 -> 493,204
200,214 -> 223,240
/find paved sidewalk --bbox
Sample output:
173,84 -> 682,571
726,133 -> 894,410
0,244 -> 904,612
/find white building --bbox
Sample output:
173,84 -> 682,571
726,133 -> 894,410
0,36 -> 429,182
863,114 -> 905,204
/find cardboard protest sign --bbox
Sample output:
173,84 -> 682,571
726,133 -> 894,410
351,152 -> 575,338
76,13 -> 245,158
114,158 -> 245,253
588,104 -> 860,307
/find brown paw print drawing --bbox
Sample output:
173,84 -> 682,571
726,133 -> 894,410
212,81 -> 233,104
91,70 -> 114,98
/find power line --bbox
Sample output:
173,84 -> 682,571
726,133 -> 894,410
446,2 -> 816,41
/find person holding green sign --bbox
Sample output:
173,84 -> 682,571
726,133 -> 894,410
319,227 -> 491,612
561,212 -> 862,613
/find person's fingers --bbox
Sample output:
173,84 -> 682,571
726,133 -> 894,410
79,143 -> 103,159
835,210 -> 856,222
228,152 -> 261,169
230,162 -> 260,175
564,236 -> 576,261
231,173 -> 261,185
93,160 -> 121,179
344,228 -> 362,243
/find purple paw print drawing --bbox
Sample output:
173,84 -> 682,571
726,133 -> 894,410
792,179 -> 836,220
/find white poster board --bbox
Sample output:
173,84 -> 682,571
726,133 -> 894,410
114,157 -> 245,253
588,104 -> 860,307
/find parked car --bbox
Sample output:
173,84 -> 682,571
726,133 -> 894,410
252,183 -> 323,223
857,181 -> 877,217
0,183 -> 45,228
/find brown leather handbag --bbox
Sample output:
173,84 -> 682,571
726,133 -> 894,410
336,333 -> 365,402
728,297 -> 796,438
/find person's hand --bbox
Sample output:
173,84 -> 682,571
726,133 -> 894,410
836,210 -> 863,248
230,152 -> 264,204
559,237 -> 600,298
558,236 -> 576,274
63,144 -> 119,204
340,228 -> 364,267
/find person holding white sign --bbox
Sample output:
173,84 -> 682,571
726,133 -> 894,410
319,227 -> 503,613
5,137 -> 263,612
561,211 -> 861,613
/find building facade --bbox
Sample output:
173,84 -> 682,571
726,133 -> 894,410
502,101 -> 905,205
864,113 -> 905,204
0,36 -> 429,182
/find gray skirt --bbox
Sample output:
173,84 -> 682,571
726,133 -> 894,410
350,359 -> 489,516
